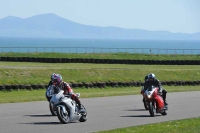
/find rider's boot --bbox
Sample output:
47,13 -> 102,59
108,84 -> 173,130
162,91 -> 168,106
76,99 -> 82,110
78,103 -> 82,110
73,94 -> 82,110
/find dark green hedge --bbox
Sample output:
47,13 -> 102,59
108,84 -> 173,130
0,80 -> 200,91
0,56 -> 200,65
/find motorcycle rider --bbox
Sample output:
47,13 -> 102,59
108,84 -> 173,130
52,73 -> 82,110
142,73 -> 168,106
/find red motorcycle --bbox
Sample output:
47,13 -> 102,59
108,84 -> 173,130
141,85 -> 168,117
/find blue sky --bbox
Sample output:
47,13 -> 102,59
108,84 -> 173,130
0,0 -> 199,33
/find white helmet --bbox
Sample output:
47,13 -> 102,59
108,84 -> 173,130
148,73 -> 156,80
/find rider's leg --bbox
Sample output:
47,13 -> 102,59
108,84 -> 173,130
71,94 -> 82,109
162,89 -> 168,105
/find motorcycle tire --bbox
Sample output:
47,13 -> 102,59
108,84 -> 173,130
49,102 -> 57,116
79,104 -> 87,122
148,102 -> 156,117
161,110 -> 167,115
56,106 -> 70,124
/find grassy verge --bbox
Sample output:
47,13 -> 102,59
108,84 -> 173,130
0,62 -> 200,84
0,86 -> 199,104
95,117 -> 200,133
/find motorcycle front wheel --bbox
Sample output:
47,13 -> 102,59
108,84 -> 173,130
148,102 -> 156,117
56,106 -> 70,124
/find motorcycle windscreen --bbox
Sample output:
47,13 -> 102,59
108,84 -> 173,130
147,85 -> 155,91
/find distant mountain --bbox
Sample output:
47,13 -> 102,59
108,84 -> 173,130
0,13 -> 199,40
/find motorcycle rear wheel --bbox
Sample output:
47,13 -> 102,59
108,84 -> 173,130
49,102 -> 57,116
161,110 -> 167,115
79,104 -> 87,122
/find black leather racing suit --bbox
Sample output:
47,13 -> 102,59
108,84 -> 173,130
143,78 -> 167,104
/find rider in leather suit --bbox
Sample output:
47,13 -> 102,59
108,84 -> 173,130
143,73 -> 168,105
52,73 -> 82,109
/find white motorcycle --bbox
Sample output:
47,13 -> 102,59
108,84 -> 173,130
50,86 -> 87,124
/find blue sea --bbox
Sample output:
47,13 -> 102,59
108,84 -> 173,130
0,37 -> 200,54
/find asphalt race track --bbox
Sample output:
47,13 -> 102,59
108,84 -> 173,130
0,91 -> 200,133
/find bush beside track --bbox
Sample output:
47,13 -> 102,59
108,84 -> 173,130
0,80 -> 200,91
0,56 -> 200,65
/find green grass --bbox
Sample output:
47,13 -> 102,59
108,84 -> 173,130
0,52 -> 200,60
0,62 -> 200,85
95,117 -> 200,133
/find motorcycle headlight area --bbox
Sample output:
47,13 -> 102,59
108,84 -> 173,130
147,95 -> 152,99
147,92 -> 152,98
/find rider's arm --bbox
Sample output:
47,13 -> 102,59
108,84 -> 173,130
63,82 -> 73,95
143,81 -> 148,90
156,79 -> 161,87
156,79 -> 163,93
